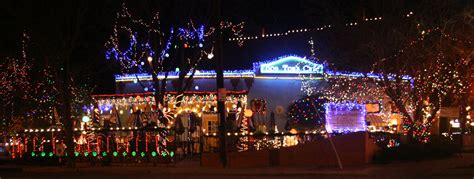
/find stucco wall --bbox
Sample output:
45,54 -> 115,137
247,79 -> 307,130
201,132 -> 379,168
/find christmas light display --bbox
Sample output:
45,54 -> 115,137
286,95 -> 326,130
0,33 -> 62,131
302,76 -> 386,103
103,4 -> 221,146
370,23 -> 472,142
104,4 -> 246,133
104,4 -> 215,74
0,55 -> 32,130
237,116 -> 249,152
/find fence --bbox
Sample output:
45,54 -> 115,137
5,128 -> 174,165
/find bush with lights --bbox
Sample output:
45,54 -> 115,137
286,94 -> 327,131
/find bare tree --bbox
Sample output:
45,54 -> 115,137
369,4 -> 473,143
105,3 -> 244,122
104,3 -> 216,123
1,1 -> 114,167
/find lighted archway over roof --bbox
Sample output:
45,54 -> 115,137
257,55 -> 324,74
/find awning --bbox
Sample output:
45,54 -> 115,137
366,114 -> 388,127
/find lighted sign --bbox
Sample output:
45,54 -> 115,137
259,56 -> 324,74
325,103 -> 367,133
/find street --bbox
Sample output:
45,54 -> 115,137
1,153 -> 473,179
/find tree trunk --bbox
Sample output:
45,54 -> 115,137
459,92 -> 468,147
403,127 -> 418,144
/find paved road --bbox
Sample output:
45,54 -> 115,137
1,153 -> 473,179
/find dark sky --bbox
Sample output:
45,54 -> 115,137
0,0 -> 469,94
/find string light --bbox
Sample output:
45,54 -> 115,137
324,102 -> 367,133
228,12 -> 411,43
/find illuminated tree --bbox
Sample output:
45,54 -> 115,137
301,37 -> 387,105
105,4 -> 244,124
0,33 -> 93,133
0,33 -> 58,132
0,55 -> 32,132
302,75 -> 386,103
367,5 -> 473,143
286,95 -> 326,130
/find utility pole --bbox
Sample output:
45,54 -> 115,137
214,0 -> 227,167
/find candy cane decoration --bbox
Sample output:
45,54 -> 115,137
126,136 -> 131,153
18,138 -> 23,158
106,136 -> 111,153
135,135 -> 139,152
87,135 -> 91,153
155,134 -> 160,153
52,137 -> 56,154
24,137 -> 29,153
41,137 -> 46,152
32,136 -> 38,152
97,136 -> 103,154
145,133 -> 149,152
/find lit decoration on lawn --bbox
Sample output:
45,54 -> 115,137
255,55 -> 324,74
324,102 -> 367,133
282,135 -> 299,147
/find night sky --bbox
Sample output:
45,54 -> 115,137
0,0 -> 468,94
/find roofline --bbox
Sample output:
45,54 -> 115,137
92,90 -> 248,98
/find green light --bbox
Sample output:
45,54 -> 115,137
151,151 -> 157,157
31,152 -> 36,157
122,152 -> 127,157
170,151 -> 174,157
161,152 -> 167,157
84,152 -> 89,157
102,151 -> 107,157
49,152 -> 54,157
92,151 -> 97,157
113,151 -> 118,157
140,152 -> 145,157
41,152 -> 46,157
131,151 -> 137,157
74,152 -> 79,157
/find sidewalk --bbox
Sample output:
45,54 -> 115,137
1,153 -> 473,178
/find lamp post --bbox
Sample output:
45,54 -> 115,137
214,0 -> 227,167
